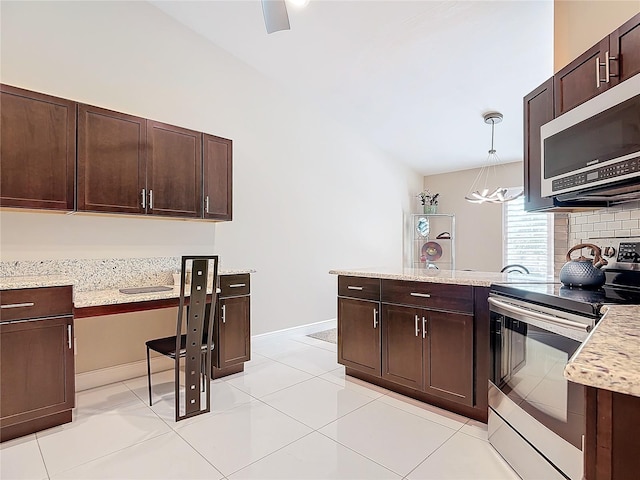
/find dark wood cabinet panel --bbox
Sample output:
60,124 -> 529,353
338,276 -> 381,302
77,105 -> 146,214
0,286 -> 72,322
219,274 -> 250,297
147,121 -> 202,218
554,37 -> 610,115
203,134 -> 232,220
215,296 -> 250,368
338,297 -> 381,377
424,310 -> 474,406
609,12 -> 640,84
381,304 -> 423,390
0,84 -> 76,210
584,387 -> 640,480
1,311 -> 74,442
381,279 -> 473,314
523,78 -> 555,212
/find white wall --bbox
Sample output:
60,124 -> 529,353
554,0 -> 640,72
423,162 -> 523,272
0,1 -> 423,336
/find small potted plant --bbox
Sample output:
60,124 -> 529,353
417,189 -> 439,214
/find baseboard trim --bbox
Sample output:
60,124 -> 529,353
76,356 -> 173,392
252,318 -> 336,339
76,318 -> 337,391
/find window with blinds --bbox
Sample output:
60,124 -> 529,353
503,194 -> 553,277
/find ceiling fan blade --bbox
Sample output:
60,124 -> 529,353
262,0 -> 290,34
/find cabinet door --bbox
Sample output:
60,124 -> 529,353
203,134 -> 232,220
338,298 -> 381,376
381,304 -> 423,390
523,78 -> 555,212
147,121 -> 202,218
77,105 -> 146,213
215,296 -> 250,368
424,310 -> 474,406
0,85 -> 76,210
554,37 -> 610,115
0,316 -> 74,428
609,12 -> 640,85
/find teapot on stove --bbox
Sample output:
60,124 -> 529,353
559,243 -> 608,288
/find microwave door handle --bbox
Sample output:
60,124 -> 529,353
488,297 -> 591,333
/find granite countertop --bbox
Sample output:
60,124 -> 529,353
0,275 -> 75,290
564,305 -> 640,397
328,266 -> 552,287
1,269 -> 255,309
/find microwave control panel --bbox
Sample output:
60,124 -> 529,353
617,242 -> 640,263
552,156 -> 640,193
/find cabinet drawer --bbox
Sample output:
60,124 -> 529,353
219,274 -> 250,297
1,286 -> 73,322
381,280 -> 473,314
338,276 -> 380,301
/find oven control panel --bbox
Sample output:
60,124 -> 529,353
618,242 -> 640,263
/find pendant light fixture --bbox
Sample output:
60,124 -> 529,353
464,112 -> 523,204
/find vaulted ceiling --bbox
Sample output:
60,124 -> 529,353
150,0 -> 554,175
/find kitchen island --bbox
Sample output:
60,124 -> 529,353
329,267 -> 525,422
564,304 -> 640,480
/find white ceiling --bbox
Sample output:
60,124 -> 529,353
150,0 -> 554,175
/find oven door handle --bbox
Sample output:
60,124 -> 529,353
488,297 -> 591,333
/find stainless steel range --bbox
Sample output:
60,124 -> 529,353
488,238 -> 640,480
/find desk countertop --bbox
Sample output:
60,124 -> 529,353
564,305 -> 640,397
1,269 -> 254,309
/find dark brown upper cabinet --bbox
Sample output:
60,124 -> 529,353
147,121 -> 202,218
0,84 -> 76,211
203,134 -> 232,220
77,105 -> 146,214
555,12 -> 640,116
523,78 -> 555,212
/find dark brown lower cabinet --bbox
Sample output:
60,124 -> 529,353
1,286 -> 75,442
584,386 -> 640,480
212,274 -> 251,378
338,297 -> 381,377
337,276 -> 485,421
382,304 -> 424,390
381,304 -> 474,406
215,295 -> 250,369
424,310 -> 473,406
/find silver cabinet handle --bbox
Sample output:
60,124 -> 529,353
414,314 -> 420,337
1,302 -> 35,309
148,189 -> 153,209
205,195 -> 210,214
410,292 -> 431,298
141,188 -> 146,209
596,56 -> 602,88
422,316 -> 427,339
222,304 -> 226,323
229,283 -> 246,288
373,308 -> 378,329
67,324 -> 72,349
605,51 -> 618,83
347,286 -> 363,291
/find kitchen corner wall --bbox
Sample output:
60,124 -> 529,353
423,161 -> 523,272
1,0 -> 422,361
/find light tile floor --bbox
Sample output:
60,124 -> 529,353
0,330 -> 521,480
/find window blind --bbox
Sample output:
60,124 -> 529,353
503,194 -> 553,277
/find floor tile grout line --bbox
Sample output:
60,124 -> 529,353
372,394 -> 468,432
313,429 -> 411,478
401,427 -> 458,479
38,430 -> 174,479
34,434 -> 52,480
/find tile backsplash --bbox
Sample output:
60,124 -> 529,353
554,201 -> 640,276
568,201 -> 640,241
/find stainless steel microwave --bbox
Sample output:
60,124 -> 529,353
540,74 -> 640,204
